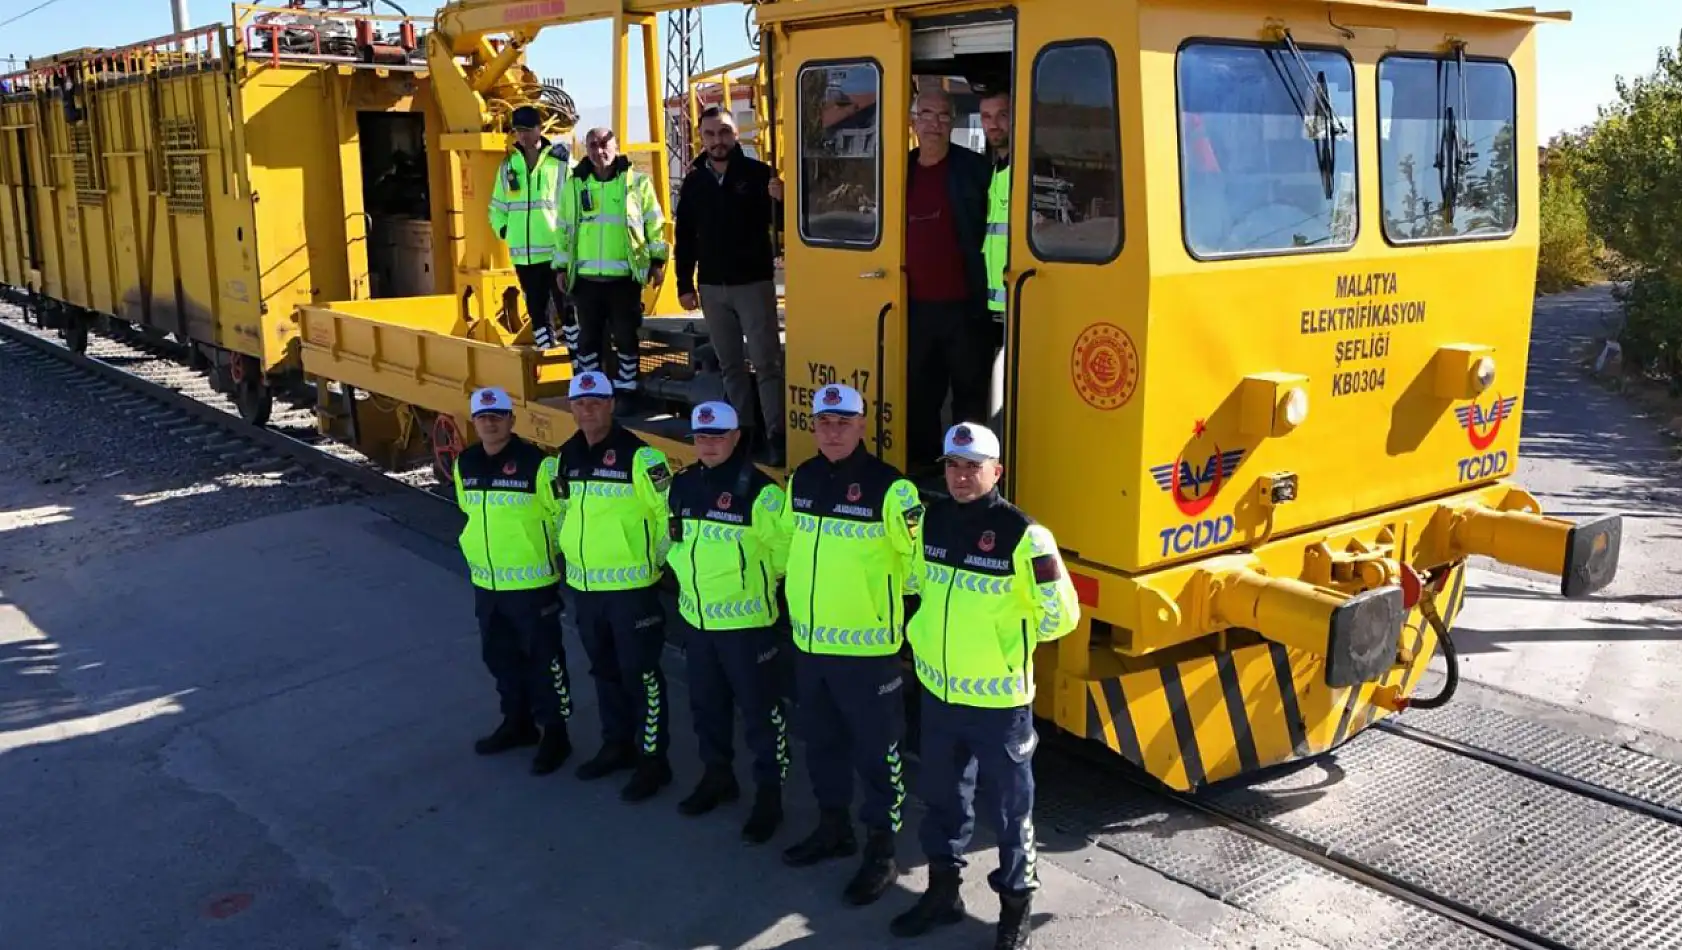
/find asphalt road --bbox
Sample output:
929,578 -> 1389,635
1481,284 -> 1682,613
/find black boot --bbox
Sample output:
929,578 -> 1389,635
782,808 -> 857,867
678,765 -> 740,816
995,891 -> 1033,950
843,829 -> 900,906
574,742 -> 636,781
474,715 -> 539,755
890,863 -> 965,937
620,755 -> 673,802
741,783 -> 783,844
530,723 -> 572,775
760,428 -> 786,468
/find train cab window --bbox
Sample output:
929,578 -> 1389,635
796,61 -> 883,248
1378,54 -> 1517,243
1176,41 -> 1357,259
1027,41 -> 1123,262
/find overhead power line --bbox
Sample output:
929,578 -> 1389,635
0,0 -> 75,32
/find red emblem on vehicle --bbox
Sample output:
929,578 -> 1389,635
978,530 -> 995,552
603,449 -> 617,466
717,492 -> 733,510
846,483 -> 861,502
953,426 -> 973,446
1455,394 -> 1519,451
480,391 -> 496,406
579,375 -> 597,391
823,387 -> 842,406
698,406 -> 715,424
1149,419 -> 1246,518
503,462 -> 517,475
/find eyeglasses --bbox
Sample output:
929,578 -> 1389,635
915,110 -> 953,123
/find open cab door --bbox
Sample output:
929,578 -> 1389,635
769,10 -> 913,470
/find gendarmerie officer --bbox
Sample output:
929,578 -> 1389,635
888,423 -> 1078,950
453,386 -> 575,775
663,400 -> 791,843
555,370 -> 677,801
779,384 -> 924,906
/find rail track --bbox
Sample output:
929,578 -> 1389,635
0,303 -> 449,506
6,301 -> 1681,950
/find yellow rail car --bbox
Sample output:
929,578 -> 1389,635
0,5 -> 478,423
300,0 -> 1623,790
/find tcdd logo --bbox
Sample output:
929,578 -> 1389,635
1457,450 -> 1510,483
1455,394 -> 1518,451
1149,420 -> 1246,517
1159,515 -> 1236,557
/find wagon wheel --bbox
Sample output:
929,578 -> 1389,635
228,355 -> 273,427
429,412 -> 466,484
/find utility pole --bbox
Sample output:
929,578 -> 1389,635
171,0 -> 190,32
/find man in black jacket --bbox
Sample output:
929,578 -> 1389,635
904,86 -> 996,480
674,106 -> 787,467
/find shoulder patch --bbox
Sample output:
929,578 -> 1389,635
902,504 -> 925,533
1031,553 -> 1064,584
646,462 -> 673,491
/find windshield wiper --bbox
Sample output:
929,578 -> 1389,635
1434,44 -> 1479,224
1271,29 -> 1345,200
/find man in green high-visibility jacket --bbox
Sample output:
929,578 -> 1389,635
453,386 -> 575,776
553,127 -> 670,404
980,88 -> 1012,320
662,400 -> 792,843
887,422 -> 1079,950
778,383 -> 923,908
554,370 -> 677,802
489,105 -> 570,350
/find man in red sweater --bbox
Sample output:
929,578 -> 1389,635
903,86 -> 995,480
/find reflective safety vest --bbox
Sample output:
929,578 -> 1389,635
984,160 -> 1010,314
555,424 -> 673,592
489,141 -> 569,265
454,436 -> 564,591
781,446 -> 923,657
554,156 -> 670,290
906,490 -> 1080,708
664,450 -> 790,631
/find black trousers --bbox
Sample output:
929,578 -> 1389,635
684,621 -> 789,788
796,651 -> 907,834
906,299 -> 1001,472
572,276 -> 644,392
514,262 -> 558,335
917,695 -> 1039,895
475,584 -> 572,728
573,585 -> 669,758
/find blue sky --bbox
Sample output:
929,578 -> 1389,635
3,0 -> 1676,141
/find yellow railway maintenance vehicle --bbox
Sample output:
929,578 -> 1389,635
13,0 -> 1626,792
0,3 -> 579,424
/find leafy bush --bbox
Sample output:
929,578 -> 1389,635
1536,156 -> 1599,293
1570,32 -> 1682,385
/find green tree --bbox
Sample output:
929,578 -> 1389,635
1573,31 -> 1682,386
1536,134 -> 1599,293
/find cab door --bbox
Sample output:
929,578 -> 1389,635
1002,10 -> 1135,545
777,16 -> 912,469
